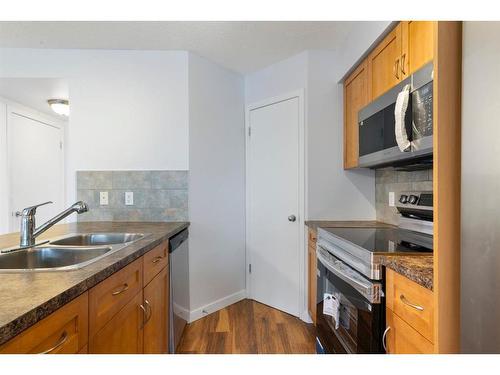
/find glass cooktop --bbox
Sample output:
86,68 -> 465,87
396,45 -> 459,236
321,227 -> 433,253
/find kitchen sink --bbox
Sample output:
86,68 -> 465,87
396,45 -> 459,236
0,232 -> 149,272
0,246 -> 112,272
49,233 -> 144,246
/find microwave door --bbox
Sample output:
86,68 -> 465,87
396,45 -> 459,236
411,80 -> 433,155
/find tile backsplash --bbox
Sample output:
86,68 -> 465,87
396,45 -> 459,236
77,171 -> 188,222
375,168 -> 433,225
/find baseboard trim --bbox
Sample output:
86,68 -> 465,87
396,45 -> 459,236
188,289 -> 247,323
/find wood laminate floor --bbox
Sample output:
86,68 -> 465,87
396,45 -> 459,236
177,299 -> 316,354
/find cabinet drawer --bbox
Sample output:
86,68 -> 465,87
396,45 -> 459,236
143,241 -> 169,286
89,258 -> 143,336
0,293 -> 88,354
385,308 -> 433,354
386,268 -> 434,342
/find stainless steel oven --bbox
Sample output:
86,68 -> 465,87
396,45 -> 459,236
315,246 -> 384,354
358,61 -> 433,168
314,221 -> 433,354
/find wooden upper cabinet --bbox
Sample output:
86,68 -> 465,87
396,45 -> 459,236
343,60 -> 368,169
401,21 -> 434,76
367,23 -> 403,100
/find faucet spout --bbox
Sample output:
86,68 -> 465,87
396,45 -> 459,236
19,201 -> 89,247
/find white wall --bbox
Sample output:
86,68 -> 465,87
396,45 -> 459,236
245,52 -> 308,105
245,49 -> 376,221
307,50 -> 375,220
0,48 -> 189,207
0,100 -> 7,232
188,53 -> 246,318
461,21 -> 500,353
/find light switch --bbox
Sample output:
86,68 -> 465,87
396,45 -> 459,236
99,191 -> 109,205
125,191 -> 134,206
389,191 -> 395,207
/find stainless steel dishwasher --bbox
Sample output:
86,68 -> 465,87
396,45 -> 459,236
169,228 -> 189,353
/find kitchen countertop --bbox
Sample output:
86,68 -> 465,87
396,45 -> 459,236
380,255 -> 433,291
305,220 -> 433,291
0,221 -> 189,346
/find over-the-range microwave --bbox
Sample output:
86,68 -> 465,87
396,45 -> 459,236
358,61 -> 433,169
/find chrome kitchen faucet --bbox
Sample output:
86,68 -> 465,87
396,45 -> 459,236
18,201 -> 89,248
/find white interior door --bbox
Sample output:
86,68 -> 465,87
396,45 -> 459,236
247,96 -> 301,317
8,112 -> 64,232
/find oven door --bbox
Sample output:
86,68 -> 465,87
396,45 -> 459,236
315,246 -> 384,354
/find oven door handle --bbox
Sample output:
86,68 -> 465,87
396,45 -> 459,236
317,246 -> 383,304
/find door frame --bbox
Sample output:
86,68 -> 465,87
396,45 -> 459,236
0,96 -> 66,234
244,89 -> 307,321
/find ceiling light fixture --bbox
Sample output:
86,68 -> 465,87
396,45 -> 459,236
47,99 -> 70,117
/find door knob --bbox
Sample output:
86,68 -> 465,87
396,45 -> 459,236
288,215 -> 297,222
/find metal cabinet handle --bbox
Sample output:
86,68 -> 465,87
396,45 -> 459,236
139,304 -> 147,328
144,299 -> 152,324
152,256 -> 164,264
38,331 -> 68,354
111,283 -> 129,296
382,326 -> 391,352
401,53 -> 406,75
394,58 -> 400,79
400,294 -> 424,311
140,300 -> 153,328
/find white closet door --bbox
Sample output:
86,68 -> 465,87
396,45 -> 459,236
247,96 -> 301,317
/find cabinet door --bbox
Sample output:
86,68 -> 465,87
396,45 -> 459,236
385,308 -> 433,354
143,266 -> 170,354
401,21 -> 434,76
307,244 -> 317,324
89,292 -> 144,354
367,23 -> 403,100
343,60 -> 368,169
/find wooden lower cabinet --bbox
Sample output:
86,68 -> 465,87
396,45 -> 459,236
143,266 -> 170,354
385,269 -> 434,354
307,228 -> 317,324
89,258 -> 143,337
385,308 -> 433,354
0,293 -> 88,354
1,239 -> 173,354
89,291 -> 145,354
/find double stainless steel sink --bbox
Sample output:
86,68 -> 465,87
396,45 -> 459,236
0,233 -> 146,272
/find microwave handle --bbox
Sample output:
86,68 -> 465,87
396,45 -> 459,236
394,84 -> 412,152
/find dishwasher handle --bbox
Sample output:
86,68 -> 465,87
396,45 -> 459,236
169,228 -> 188,253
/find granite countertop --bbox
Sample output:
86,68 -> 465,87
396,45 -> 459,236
305,220 -> 433,291
380,255 -> 433,291
0,221 -> 189,346
305,220 -> 396,230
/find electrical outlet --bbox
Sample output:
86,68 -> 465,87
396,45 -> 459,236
389,191 -> 395,207
125,191 -> 134,206
99,191 -> 109,206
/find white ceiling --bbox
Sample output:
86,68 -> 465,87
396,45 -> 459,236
0,21 -> 364,74
0,77 -> 69,117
